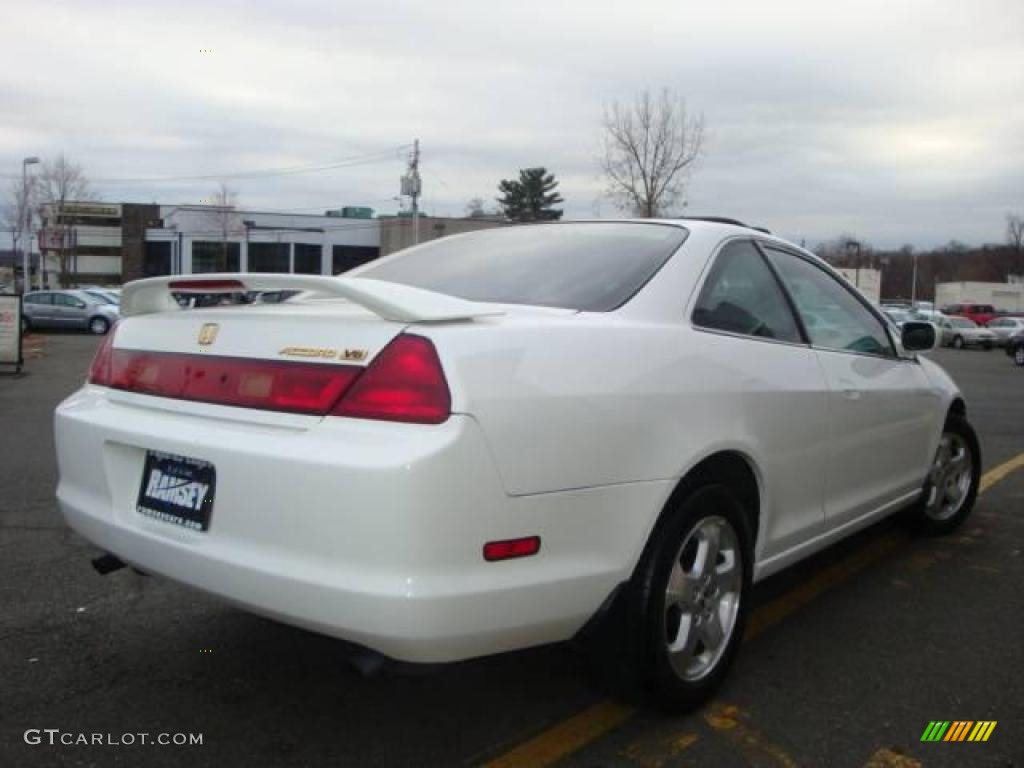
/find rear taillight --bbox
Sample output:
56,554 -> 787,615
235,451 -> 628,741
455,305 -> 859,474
105,352 -> 361,415
87,331 -> 450,424
87,325 -> 118,385
333,334 -> 450,424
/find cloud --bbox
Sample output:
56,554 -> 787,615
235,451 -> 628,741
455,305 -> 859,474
1,0 -> 1022,248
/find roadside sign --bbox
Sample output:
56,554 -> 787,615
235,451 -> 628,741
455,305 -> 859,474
0,293 -> 24,373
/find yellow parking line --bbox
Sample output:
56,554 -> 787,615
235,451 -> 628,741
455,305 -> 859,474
483,453 -> 1024,768
484,701 -> 634,768
703,703 -> 798,767
862,747 -> 921,767
745,533 -> 902,641
979,451 -> 1024,494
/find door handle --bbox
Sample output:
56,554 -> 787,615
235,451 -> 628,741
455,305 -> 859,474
838,379 -> 862,400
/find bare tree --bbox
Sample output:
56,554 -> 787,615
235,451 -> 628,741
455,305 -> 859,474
465,197 -> 487,218
36,154 -> 94,287
1,178 -> 35,287
600,88 -> 705,217
203,182 -> 244,271
1007,212 -> 1024,279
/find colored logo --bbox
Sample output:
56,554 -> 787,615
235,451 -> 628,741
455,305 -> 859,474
920,721 -> 996,742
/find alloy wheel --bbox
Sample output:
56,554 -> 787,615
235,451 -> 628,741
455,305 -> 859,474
925,432 -> 974,521
1015,347 -> 1024,366
662,515 -> 743,682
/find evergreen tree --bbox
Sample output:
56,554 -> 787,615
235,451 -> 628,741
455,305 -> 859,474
496,168 -> 564,222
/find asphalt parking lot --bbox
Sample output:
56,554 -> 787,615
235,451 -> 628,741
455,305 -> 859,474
1,333 -> 1021,768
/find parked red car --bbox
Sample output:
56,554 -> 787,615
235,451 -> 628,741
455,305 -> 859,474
942,303 -> 998,326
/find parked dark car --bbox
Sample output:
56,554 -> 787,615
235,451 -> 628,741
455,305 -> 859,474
1006,330 -> 1024,366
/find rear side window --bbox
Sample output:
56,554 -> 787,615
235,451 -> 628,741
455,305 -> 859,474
763,247 -> 895,358
354,222 -> 687,312
692,240 -> 802,343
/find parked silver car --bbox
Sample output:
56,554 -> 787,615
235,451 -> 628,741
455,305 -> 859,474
937,315 -> 996,349
22,289 -> 120,334
985,316 -> 1024,346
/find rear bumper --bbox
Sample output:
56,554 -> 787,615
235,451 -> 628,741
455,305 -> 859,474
55,387 -> 662,662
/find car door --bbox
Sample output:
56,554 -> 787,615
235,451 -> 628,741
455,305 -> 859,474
690,239 -> 830,558
53,293 -> 88,328
25,292 -> 55,327
761,246 -> 939,526
938,318 -> 953,346
987,318 -> 1008,343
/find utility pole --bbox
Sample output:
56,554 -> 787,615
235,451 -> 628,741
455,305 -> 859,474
910,251 -> 918,305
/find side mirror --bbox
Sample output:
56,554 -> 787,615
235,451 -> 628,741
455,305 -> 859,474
901,321 -> 938,352
76,301 -> 87,309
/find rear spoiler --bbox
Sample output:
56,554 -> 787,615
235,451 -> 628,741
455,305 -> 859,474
120,273 -> 505,323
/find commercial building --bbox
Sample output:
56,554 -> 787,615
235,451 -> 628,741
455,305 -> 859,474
38,202 -> 507,286
935,281 -> 1024,312
834,267 -> 881,303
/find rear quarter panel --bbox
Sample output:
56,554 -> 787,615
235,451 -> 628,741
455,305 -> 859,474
423,228 -> 834,562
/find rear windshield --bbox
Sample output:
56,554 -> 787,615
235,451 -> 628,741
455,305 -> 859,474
354,222 -> 688,311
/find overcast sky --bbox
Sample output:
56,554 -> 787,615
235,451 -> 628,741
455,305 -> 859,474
1,0 -> 1022,249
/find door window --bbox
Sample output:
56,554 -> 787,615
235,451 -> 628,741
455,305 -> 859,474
762,247 -> 895,358
692,240 -> 802,343
54,294 -> 81,307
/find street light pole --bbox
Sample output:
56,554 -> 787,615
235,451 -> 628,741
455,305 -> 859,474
20,157 -> 40,293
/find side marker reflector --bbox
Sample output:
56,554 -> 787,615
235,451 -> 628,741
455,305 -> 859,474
483,536 -> 541,562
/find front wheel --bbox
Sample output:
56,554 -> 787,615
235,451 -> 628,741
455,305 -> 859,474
902,415 -> 980,535
627,485 -> 752,711
1014,347 -> 1024,366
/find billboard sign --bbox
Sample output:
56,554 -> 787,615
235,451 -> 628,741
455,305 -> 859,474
0,293 -> 24,372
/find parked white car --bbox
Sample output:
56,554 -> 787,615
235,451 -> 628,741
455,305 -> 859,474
937,315 -> 997,349
54,220 -> 979,710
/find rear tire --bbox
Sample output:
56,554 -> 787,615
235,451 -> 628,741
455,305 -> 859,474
1014,347 -> 1024,366
21,315 -> 30,334
613,484 -> 752,712
902,415 -> 980,535
952,335 -> 964,349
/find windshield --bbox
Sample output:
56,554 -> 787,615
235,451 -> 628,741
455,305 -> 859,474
354,222 -> 688,311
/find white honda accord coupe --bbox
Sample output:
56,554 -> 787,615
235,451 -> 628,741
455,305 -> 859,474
54,219 -> 980,710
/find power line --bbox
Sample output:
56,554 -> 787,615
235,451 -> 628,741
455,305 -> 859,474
1,145 -> 411,184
